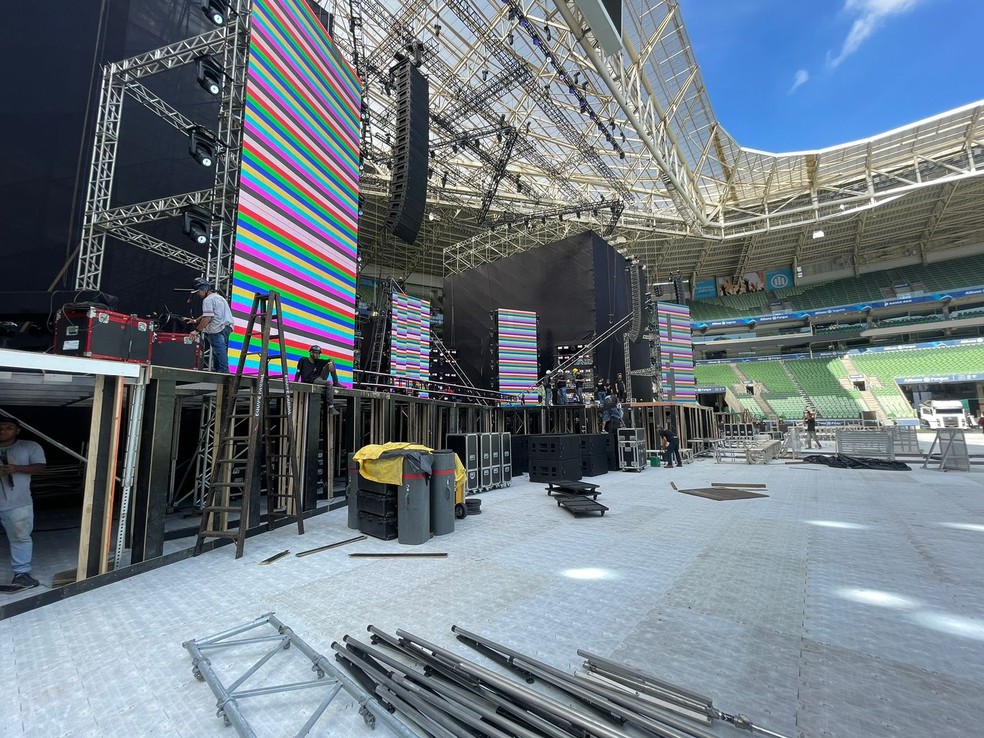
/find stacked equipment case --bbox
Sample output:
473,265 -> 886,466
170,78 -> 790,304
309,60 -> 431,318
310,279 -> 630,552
447,432 -> 512,492
618,427 -> 647,472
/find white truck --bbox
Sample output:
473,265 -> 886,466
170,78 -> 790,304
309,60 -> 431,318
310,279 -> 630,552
918,400 -> 969,429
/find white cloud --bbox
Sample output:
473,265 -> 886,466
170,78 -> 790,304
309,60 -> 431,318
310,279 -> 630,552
828,0 -> 923,68
789,69 -> 810,94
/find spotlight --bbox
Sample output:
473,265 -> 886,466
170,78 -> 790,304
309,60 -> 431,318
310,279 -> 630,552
188,126 -> 217,168
195,55 -> 223,96
182,207 -> 212,246
812,229 -> 825,239
201,0 -> 228,26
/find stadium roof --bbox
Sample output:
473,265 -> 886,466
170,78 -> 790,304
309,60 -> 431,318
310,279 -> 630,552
324,0 -> 984,282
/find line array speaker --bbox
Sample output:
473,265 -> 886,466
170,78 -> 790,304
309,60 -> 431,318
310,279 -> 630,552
387,58 -> 429,244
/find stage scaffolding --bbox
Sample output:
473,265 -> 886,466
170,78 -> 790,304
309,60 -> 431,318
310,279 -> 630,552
74,1 -> 252,295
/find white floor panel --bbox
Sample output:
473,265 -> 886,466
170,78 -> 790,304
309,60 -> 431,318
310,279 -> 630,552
2,454 -> 984,737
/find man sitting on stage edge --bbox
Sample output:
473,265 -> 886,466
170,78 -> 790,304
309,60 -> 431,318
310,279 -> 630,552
295,345 -> 339,414
186,280 -> 234,373
0,418 -> 47,590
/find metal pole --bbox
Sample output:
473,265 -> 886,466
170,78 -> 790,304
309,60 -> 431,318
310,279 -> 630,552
577,650 -> 713,706
453,627 -> 713,738
114,367 -> 148,569
344,635 -> 553,738
394,628 -> 637,738
331,642 -> 460,738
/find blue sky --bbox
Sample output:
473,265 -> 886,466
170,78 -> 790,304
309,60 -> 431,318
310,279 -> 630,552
676,0 -> 984,153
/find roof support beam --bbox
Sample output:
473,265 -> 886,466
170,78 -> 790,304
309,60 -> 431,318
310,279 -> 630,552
552,0 -> 708,230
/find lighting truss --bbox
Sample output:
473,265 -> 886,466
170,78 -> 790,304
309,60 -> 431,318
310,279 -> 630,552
329,0 -> 984,282
75,2 -> 250,294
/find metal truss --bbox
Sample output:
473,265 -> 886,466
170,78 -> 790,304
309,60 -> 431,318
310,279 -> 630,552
488,198 -> 623,232
105,225 -> 208,273
122,81 -> 216,141
93,191 -> 214,229
75,2 -> 251,293
207,6 -> 251,296
337,0 -> 984,283
75,64 -> 126,291
75,0 -> 984,292
444,221 -> 592,275
114,27 -> 229,80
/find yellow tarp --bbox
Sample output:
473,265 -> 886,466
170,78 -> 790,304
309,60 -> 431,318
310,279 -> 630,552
353,442 -> 466,504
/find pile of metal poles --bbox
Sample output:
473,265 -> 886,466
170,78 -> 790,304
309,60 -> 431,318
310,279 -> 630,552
332,624 -> 789,738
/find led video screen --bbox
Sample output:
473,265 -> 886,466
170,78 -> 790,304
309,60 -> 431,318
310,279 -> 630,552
390,293 -> 431,396
656,301 -> 696,402
496,308 -> 538,404
228,0 -> 361,382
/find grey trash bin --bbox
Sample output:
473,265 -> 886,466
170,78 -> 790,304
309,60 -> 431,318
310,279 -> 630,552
398,456 -> 430,545
346,453 -> 359,530
430,450 -> 456,536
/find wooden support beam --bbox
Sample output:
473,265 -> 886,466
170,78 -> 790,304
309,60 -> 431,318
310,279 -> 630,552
78,375 -> 125,580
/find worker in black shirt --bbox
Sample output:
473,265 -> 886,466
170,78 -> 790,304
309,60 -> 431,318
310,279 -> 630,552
804,411 -> 821,448
294,345 -> 339,413
572,369 -> 585,403
659,426 -> 682,468
555,369 -> 568,405
614,373 -> 627,403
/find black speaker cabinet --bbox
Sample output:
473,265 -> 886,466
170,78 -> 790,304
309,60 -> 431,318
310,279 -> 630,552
387,58 -> 429,244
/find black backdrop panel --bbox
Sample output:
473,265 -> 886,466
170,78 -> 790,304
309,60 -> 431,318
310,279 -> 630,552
444,231 -> 651,393
0,1 -> 223,321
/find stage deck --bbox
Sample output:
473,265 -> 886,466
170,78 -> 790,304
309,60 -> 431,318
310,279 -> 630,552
2,436 -> 984,737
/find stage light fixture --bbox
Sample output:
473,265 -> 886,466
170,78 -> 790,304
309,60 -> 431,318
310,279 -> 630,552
812,229 -> 825,239
195,55 -> 223,96
187,126 -> 217,168
201,0 -> 228,26
182,207 -> 212,246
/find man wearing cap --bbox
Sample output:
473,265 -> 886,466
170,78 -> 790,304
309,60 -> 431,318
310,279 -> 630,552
0,417 -> 46,590
186,281 -> 234,373
294,345 -> 339,413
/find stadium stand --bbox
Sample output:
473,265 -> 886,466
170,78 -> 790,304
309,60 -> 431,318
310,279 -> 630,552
696,343 -> 984,420
851,344 -> 984,383
689,253 -> 984,321
737,361 -> 808,418
693,363 -> 742,390
735,395 -> 766,418
739,361 -> 798,393
785,359 -> 867,418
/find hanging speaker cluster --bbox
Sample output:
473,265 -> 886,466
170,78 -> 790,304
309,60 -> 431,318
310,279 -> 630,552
386,59 -> 429,245
627,262 -> 645,342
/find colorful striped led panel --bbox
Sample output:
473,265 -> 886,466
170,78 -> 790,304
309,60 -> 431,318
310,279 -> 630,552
497,309 -> 538,405
390,293 -> 430,396
656,302 -> 696,402
228,0 -> 361,382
